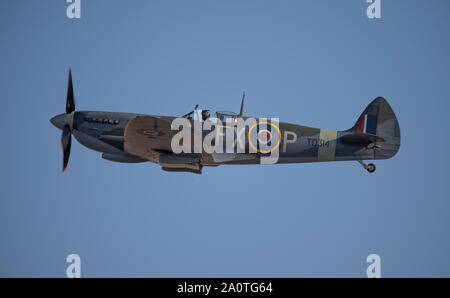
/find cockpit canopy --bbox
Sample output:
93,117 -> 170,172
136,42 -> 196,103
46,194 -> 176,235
182,109 -> 212,121
182,109 -> 239,122
215,111 -> 238,122
181,93 -> 245,123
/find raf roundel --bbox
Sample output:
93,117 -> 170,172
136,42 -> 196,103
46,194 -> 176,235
248,122 -> 282,154
258,129 -> 272,145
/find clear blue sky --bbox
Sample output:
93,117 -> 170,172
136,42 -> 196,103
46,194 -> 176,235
1,0 -> 449,277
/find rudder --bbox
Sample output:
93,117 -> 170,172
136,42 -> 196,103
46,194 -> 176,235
353,97 -> 400,138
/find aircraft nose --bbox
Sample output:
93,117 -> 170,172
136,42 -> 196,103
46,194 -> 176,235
50,114 -> 67,130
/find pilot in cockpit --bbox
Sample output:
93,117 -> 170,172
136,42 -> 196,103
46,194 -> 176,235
202,110 -> 210,121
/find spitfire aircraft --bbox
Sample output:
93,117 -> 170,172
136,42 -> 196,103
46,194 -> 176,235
50,69 -> 400,174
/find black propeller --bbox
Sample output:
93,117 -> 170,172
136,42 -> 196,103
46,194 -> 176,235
60,68 -> 75,174
61,125 -> 72,174
66,68 -> 75,114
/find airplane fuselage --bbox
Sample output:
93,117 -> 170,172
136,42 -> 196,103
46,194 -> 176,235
50,69 -> 400,174
51,109 -> 400,169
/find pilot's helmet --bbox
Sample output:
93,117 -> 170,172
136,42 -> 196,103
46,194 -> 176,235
202,110 -> 211,121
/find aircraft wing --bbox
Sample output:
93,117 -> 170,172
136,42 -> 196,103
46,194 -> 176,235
123,115 -> 177,162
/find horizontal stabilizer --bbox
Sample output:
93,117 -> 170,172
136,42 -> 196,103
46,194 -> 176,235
341,132 -> 385,145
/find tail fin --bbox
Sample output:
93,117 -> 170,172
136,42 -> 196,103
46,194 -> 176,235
352,97 -> 400,137
349,97 -> 401,159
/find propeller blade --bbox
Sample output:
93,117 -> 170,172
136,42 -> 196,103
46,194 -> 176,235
61,125 -> 72,174
66,68 -> 75,114
239,91 -> 245,117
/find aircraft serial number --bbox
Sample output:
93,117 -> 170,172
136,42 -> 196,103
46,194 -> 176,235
307,138 -> 330,148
